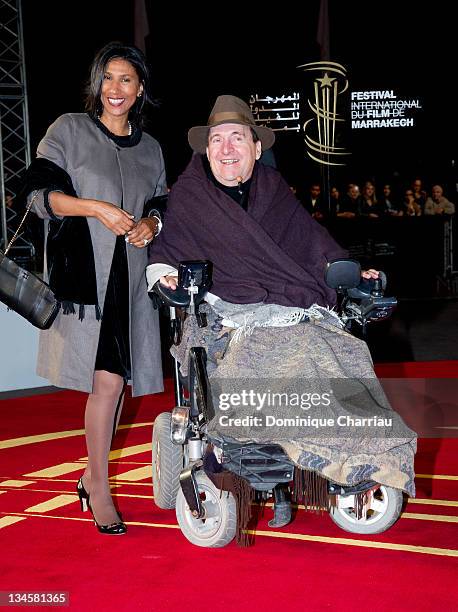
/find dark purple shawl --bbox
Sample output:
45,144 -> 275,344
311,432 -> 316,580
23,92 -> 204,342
149,154 -> 347,308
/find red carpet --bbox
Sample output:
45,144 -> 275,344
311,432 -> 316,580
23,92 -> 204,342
375,360 -> 458,378
1,366 -> 457,611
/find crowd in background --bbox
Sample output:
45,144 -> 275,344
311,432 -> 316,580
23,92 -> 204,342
298,178 -> 456,221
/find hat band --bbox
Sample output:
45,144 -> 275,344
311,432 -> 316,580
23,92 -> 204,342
208,111 -> 254,127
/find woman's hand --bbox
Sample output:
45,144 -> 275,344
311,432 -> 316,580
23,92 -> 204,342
126,217 -> 158,248
92,200 -> 136,235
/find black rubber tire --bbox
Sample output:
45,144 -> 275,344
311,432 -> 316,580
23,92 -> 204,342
175,472 -> 237,547
152,412 -> 183,509
329,485 -> 403,534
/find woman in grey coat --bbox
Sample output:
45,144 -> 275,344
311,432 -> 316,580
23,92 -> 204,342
28,42 -> 167,535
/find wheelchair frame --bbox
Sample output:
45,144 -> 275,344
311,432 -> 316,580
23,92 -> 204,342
151,259 -> 404,545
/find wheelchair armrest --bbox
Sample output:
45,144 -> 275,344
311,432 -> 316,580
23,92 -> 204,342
325,258 -> 361,290
151,281 -> 208,309
151,281 -> 191,308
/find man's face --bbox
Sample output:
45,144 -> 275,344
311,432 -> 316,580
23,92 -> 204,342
206,123 -> 261,187
349,186 -> 360,199
432,186 -> 443,201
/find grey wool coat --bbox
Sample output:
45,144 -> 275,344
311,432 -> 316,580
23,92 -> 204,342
31,113 -> 167,396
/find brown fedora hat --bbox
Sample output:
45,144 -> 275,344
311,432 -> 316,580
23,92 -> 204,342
188,94 -> 275,154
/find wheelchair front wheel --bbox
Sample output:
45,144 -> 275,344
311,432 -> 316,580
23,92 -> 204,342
152,412 -> 183,509
329,484 -> 403,534
175,472 -> 237,547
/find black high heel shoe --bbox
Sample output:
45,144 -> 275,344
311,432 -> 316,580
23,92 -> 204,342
76,477 -> 90,512
92,516 -> 127,535
76,477 -> 127,535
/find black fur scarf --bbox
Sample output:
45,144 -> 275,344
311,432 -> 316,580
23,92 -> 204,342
18,158 -> 100,320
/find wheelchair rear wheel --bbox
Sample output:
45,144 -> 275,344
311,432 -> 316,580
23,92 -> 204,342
152,412 -> 183,509
175,472 -> 237,547
330,484 -> 403,534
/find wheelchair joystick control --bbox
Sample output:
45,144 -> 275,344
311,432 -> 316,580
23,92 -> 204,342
371,278 -> 383,297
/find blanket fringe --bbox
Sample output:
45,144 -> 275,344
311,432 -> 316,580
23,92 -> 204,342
206,470 -> 255,547
353,490 -> 370,520
294,467 -> 372,519
293,466 -> 330,513
229,303 -> 344,344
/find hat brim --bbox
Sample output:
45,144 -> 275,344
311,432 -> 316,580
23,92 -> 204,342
188,122 -> 275,154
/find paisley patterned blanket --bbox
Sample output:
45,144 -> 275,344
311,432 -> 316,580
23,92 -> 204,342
172,305 -> 417,497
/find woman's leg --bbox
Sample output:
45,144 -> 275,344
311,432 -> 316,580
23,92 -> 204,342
82,370 -> 125,526
111,382 -> 126,443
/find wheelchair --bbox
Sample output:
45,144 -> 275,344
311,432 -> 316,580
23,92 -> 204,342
150,259 -> 402,547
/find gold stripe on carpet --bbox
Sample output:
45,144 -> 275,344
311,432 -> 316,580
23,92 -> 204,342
0,422 -> 153,450
5,489 -> 457,523
4,486 -> 457,511
5,477 -> 122,489
0,485 -> 152,501
3,479 -> 457,511
0,480 -> 35,487
1,512 -> 93,523
0,430 -> 85,449
24,463 -> 85,478
416,473 -> 458,481
110,467 -> 151,482
118,422 -> 154,430
250,529 -> 458,557
109,443 -> 152,460
401,512 -> 458,523
0,515 -> 27,529
111,492 -> 154,500
105,480 -> 152,487
108,461 -> 151,465
25,494 -> 79,513
2,512 -> 457,557
409,498 -> 458,507
78,443 -> 152,462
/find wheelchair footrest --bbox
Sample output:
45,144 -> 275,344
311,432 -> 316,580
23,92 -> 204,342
268,501 -> 292,528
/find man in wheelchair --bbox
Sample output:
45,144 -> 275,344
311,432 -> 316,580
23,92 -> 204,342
145,95 -> 416,547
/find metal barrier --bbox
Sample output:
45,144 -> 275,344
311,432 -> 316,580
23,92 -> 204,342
0,0 -> 34,268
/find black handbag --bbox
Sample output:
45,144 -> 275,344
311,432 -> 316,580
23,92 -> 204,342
0,194 -> 60,329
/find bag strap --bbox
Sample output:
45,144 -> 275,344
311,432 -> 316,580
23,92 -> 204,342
4,192 -> 39,256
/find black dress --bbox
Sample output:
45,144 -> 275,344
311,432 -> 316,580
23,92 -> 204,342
92,116 -> 142,380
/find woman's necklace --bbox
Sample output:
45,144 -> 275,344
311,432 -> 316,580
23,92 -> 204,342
98,115 -> 132,137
